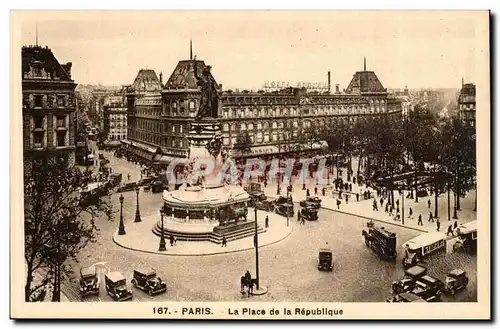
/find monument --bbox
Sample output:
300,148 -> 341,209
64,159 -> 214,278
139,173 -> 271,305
153,59 -> 265,244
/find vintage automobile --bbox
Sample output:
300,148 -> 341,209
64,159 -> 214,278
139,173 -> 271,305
408,279 -> 442,302
108,173 -> 123,188
299,196 -> 322,208
104,272 -> 133,301
453,220 -> 477,253
302,206 -> 319,221
79,266 -> 100,296
131,267 -> 167,296
117,182 -> 138,193
254,199 -> 275,212
274,197 -> 294,217
391,265 -> 428,294
248,191 -> 267,207
386,292 -> 427,303
138,176 -> 155,187
402,232 -> 447,268
317,248 -> 333,271
151,181 -> 165,193
443,269 -> 469,295
79,183 -> 102,206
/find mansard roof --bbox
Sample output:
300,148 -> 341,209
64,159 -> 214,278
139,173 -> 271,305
345,71 -> 387,94
164,60 -> 218,90
132,69 -> 162,92
22,45 -> 73,82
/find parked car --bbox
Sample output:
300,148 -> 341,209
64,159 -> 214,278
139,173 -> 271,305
443,269 -> 469,296
79,266 -> 99,297
105,272 -> 133,301
301,206 -> 319,221
299,196 -> 322,208
131,267 -> 167,295
386,292 -> 427,303
117,182 -> 138,193
151,181 -> 165,193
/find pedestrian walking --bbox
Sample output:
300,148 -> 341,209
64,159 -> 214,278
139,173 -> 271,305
301,216 -> 305,225
427,199 -> 431,208
265,215 -> 269,228
169,234 -> 174,247
396,199 -> 400,207
322,187 -> 325,196
409,207 -> 413,218
428,211 -> 434,222
345,194 -> 348,204
417,214 -> 423,226
127,173 -> 131,181
385,203 -> 389,213
336,199 -> 341,209
314,187 -> 318,195
373,199 -> 378,211
356,193 -> 359,202
447,225 -> 454,236
297,210 -> 301,222
349,183 -> 352,192
221,235 -> 227,247
306,189 -> 310,197
436,219 -> 441,232
353,177 -> 356,184
173,236 -> 177,246
396,205 -> 400,214
339,190 -> 342,199
453,221 -> 458,229
380,197 -> 384,208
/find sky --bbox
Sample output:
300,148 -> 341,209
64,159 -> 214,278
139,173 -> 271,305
19,11 -> 488,91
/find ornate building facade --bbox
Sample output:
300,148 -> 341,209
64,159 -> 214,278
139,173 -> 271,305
123,57 -> 402,166
458,82 -> 476,127
22,45 -> 78,171
102,89 -> 128,144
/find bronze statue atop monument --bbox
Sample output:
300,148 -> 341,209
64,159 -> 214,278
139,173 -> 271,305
193,57 -> 219,119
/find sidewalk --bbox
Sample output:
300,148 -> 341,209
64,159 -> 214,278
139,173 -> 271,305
263,181 -> 476,234
113,209 -> 294,256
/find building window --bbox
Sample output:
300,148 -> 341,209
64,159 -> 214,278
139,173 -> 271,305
56,131 -> 66,147
34,95 -> 43,107
231,123 -> 236,131
223,124 -> 229,131
33,132 -> 43,147
231,137 -> 237,145
241,123 -> 247,130
172,125 -> 176,133
263,122 -> 269,130
264,134 -> 270,142
223,137 -> 229,145
272,121 -> 277,129
248,123 -> 254,130
56,115 -> 66,128
34,116 -> 44,129
279,122 -> 284,129
179,125 -> 183,134
257,123 -> 262,130
256,132 -> 263,143
272,133 -> 277,141
249,135 -> 254,143
189,101 -> 195,110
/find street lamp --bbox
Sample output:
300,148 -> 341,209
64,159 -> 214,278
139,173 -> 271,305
159,206 -> 167,251
286,189 -> 290,227
254,207 -> 260,290
135,187 -> 142,222
118,194 -> 126,235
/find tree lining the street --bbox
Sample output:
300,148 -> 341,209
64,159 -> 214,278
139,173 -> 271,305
24,154 -> 112,302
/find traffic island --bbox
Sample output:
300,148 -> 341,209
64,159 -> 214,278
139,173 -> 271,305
252,285 -> 268,296
113,208 -> 293,256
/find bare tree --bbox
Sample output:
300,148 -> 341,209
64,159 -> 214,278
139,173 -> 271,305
24,154 -> 112,302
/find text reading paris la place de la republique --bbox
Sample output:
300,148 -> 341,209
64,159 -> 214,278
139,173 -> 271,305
228,307 -> 344,317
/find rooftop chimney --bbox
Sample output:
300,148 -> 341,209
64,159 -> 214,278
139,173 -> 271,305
335,84 -> 340,93
159,72 -> 163,85
327,71 -> 331,93
64,62 -> 72,78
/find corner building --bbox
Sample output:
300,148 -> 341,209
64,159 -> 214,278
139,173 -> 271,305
22,45 -> 77,174
124,57 -> 402,166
